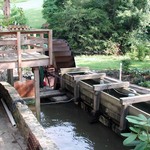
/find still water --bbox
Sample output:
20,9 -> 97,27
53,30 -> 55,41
40,102 -> 129,150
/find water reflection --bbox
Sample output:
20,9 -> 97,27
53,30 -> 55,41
41,103 -> 128,150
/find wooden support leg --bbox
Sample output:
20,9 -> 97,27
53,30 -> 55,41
7,69 -> 14,86
33,67 -> 40,121
119,105 -> 129,131
93,91 -> 100,114
74,81 -> 79,104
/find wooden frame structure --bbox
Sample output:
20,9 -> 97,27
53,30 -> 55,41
61,67 -> 150,133
0,29 -> 53,119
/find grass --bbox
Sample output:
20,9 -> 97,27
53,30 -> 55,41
24,8 -> 46,29
75,55 -> 150,71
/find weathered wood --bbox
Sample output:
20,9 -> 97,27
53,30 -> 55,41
119,105 -> 129,131
120,94 -> 150,105
48,30 -> 53,65
0,40 -> 16,45
93,82 -> 129,91
55,56 -> 73,63
33,67 -> 40,121
74,73 -> 106,82
130,84 -> 150,94
60,67 -> 90,75
53,51 -> 71,57
7,69 -> 13,86
17,31 -> 22,81
128,105 -> 150,118
40,90 -> 65,98
51,95 -> 68,102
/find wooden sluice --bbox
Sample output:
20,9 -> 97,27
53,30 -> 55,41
60,67 -> 150,133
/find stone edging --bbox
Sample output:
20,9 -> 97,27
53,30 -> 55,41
0,81 -> 58,150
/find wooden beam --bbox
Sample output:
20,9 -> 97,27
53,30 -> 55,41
120,94 -> 150,105
17,31 -> 22,81
119,105 -> 129,131
33,67 -> 40,121
74,73 -> 106,82
48,30 -> 53,65
0,40 -> 16,45
7,69 -> 13,86
93,82 -> 129,91
60,67 -> 90,75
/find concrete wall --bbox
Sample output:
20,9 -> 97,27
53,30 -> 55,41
0,82 -> 58,150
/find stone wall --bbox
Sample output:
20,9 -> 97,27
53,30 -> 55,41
0,82 -> 58,150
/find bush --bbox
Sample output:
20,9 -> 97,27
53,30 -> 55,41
122,59 -> 131,73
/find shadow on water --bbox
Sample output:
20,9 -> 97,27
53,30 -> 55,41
41,102 -> 129,150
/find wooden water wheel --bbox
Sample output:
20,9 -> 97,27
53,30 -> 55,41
45,39 -> 76,89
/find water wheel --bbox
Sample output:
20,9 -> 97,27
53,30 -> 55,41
45,39 -> 76,89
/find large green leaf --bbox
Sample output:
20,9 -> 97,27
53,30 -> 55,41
123,133 -> 137,145
121,133 -> 131,137
138,134 -> 148,141
138,114 -> 147,121
134,142 -> 147,150
129,127 -> 140,133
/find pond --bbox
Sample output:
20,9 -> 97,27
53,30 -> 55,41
40,102 -> 129,150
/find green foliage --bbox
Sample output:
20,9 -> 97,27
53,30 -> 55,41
0,6 -> 27,27
139,81 -> 150,88
121,114 -> 150,150
122,59 -> 131,73
42,0 -> 150,55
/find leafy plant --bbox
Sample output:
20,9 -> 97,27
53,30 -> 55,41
121,114 -> 150,150
0,6 -> 27,27
122,59 -> 131,73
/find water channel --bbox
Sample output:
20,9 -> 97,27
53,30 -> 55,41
40,102 -> 129,150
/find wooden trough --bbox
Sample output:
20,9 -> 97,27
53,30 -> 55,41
61,67 -> 150,132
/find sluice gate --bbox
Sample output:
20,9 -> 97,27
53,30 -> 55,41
60,67 -> 150,133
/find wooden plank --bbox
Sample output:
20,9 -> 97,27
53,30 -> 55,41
119,105 -> 129,131
55,56 -> 73,63
51,95 -> 68,102
104,76 -> 121,83
48,30 -> 53,65
128,105 -> 150,118
53,46 -> 70,51
17,31 -> 22,81
40,90 -> 65,98
120,94 -> 150,105
130,84 -> 150,94
26,35 -> 48,43
21,48 -> 48,53
0,40 -> 16,45
0,50 -> 16,54
79,81 -> 93,91
53,51 -> 71,57
93,82 -> 129,91
74,73 -> 106,82
7,69 -> 14,86
33,67 -> 40,120
60,67 -> 90,75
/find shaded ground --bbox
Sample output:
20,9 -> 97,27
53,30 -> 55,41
0,101 -> 27,150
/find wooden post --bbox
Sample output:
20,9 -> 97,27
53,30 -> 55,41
48,30 -> 53,65
93,91 -> 100,113
3,0 -> 10,18
119,104 -> 129,131
33,67 -> 40,121
7,69 -> 13,86
17,31 -> 22,81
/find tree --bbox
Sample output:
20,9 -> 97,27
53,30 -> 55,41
42,0 -> 150,55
